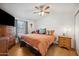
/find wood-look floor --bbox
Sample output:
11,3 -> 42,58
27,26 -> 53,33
8,43 -> 77,56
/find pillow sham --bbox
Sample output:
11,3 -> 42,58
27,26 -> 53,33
39,28 -> 46,34
46,30 -> 55,35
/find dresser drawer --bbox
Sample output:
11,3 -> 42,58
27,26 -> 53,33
58,36 -> 71,49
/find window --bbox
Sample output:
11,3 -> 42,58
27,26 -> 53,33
15,20 -> 28,37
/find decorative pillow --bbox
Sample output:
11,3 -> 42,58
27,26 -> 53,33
50,30 -> 55,35
31,31 -> 36,33
36,30 -> 39,34
39,28 -> 46,34
32,30 -> 39,34
46,30 -> 55,35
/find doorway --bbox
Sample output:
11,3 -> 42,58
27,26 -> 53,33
75,10 -> 79,55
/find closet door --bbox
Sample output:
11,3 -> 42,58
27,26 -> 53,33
75,12 -> 79,55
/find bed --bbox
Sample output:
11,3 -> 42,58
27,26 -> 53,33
20,32 -> 55,56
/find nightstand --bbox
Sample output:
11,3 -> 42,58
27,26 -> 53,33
58,36 -> 71,50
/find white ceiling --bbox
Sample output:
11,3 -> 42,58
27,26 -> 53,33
0,3 -> 78,20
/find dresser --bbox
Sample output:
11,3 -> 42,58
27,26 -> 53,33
0,25 -> 16,55
0,25 -> 13,36
58,36 -> 71,50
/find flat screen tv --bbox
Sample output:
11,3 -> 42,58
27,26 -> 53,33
0,9 -> 15,26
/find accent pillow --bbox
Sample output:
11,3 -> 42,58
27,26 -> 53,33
50,30 -> 55,35
31,31 -> 36,33
46,30 -> 55,35
36,30 -> 39,34
39,28 -> 46,34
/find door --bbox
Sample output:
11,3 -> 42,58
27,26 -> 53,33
75,11 -> 79,55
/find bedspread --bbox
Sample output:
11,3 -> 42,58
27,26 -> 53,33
21,33 -> 55,56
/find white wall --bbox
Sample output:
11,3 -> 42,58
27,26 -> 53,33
27,20 -> 35,33
35,13 -> 75,48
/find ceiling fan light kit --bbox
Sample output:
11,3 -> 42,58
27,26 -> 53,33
38,11 -> 45,16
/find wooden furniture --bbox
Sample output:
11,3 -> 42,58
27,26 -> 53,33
0,38 -> 8,56
0,25 -> 13,37
58,36 -> 71,50
0,25 -> 16,55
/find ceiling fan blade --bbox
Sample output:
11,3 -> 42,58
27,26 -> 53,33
33,12 -> 39,13
45,6 -> 50,10
40,5 -> 44,9
45,12 -> 50,14
43,5 -> 50,11
35,6 -> 40,9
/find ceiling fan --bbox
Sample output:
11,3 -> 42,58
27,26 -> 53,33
33,4 -> 50,16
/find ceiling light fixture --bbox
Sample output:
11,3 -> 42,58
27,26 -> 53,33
38,11 -> 45,16
34,4 -> 50,16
